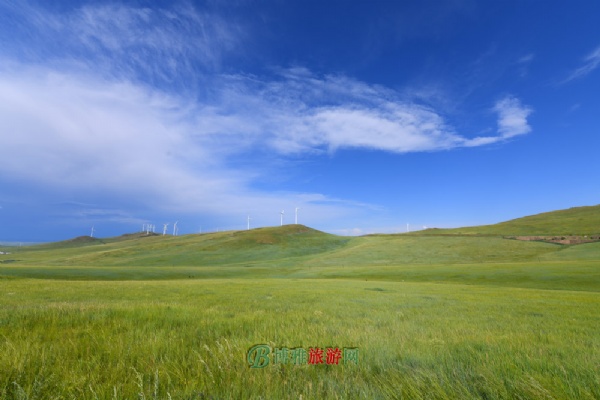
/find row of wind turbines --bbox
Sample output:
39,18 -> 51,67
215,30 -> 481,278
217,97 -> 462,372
140,221 -> 178,236
133,208 -> 301,238
92,209 -> 424,238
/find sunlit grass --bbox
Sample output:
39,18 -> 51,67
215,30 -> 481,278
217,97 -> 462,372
1,221 -> 600,398
1,279 -> 599,399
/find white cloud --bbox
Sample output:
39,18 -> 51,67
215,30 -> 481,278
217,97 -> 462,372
492,96 -> 533,138
517,54 -> 535,64
461,96 -> 532,147
516,53 -> 534,77
0,1 -> 242,88
298,104 -> 459,153
564,45 -> 600,83
72,3 -> 239,69
0,65 -> 533,223
0,2 -> 535,232
195,71 -> 532,155
0,65 -> 372,228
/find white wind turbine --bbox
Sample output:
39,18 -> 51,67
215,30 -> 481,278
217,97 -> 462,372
247,215 -> 251,230
280,210 -> 284,226
90,226 -> 95,238
295,207 -> 300,225
163,223 -> 169,236
173,221 -> 179,236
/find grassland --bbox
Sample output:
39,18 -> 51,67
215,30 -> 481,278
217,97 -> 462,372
1,208 -> 599,399
414,204 -> 600,236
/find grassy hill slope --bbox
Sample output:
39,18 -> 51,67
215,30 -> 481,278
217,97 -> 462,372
0,211 -> 599,291
1,224 -> 352,267
414,204 -> 600,236
2,205 -> 600,284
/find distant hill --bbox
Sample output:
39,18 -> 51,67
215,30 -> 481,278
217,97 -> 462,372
26,235 -> 104,250
3,212 -> 600,277
415,204 -> 600,236
3,205 -> 600,271
7,224 -> 351,267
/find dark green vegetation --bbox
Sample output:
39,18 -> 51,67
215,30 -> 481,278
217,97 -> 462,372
1,206 -> 599,399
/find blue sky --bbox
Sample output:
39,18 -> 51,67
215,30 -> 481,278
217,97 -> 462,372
1,0 -> 599,242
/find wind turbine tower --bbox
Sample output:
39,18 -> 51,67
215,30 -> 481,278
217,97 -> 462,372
280,210 -> 284,226
295,207 -> 300,225
173,221 -> 178,236
163,223 -> 169,236
90,226 -> 95,238
247,215 -> 251,230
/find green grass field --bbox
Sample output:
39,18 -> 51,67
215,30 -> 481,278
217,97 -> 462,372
1,208 -> 599,399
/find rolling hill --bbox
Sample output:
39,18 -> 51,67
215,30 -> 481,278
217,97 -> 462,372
1,204 -> 599,273
0,224 -> 351,268
413,204 -> 600,236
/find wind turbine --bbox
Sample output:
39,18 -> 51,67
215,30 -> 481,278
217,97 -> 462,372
280,210 -> 284,226
295,207 -> 300,225
173,221 -> 178,236
163,223 -> 169,236
247,215 -> 251,230
90,226 -> 95,238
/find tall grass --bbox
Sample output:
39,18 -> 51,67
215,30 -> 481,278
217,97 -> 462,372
1,220 -> 599,398
1,279 -> 598,399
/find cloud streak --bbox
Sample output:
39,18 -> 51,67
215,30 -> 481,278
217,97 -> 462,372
189,70 -> 533,156
564,45 -> 600,83
0,1 -> 242,90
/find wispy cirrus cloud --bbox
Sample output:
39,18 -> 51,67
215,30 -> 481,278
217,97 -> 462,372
0,1 -> 243,89
564,45 -> 600,83
192,70 -> 533,155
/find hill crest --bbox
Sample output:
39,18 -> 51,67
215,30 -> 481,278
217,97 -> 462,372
414,204 -> 600,236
